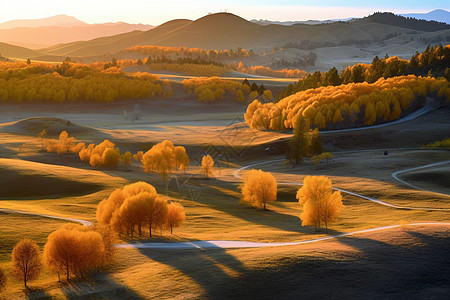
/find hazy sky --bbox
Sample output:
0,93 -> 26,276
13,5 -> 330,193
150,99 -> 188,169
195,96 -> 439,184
1,0 -> 448,25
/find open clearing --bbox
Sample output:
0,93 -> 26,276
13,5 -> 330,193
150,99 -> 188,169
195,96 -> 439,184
0,93 -> 449,298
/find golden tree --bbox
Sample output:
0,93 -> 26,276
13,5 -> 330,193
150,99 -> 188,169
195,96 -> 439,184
12,239 -> 42,287
240,169 -> 277,210
121,151 -> 132,169
296,175 -> 343,230
201,155 -> 214,178
43,225 -> 106,281
166,202 -> 186,234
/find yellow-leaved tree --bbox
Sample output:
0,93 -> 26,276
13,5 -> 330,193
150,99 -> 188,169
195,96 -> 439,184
240,169 -> 277,210
12,239 -> 42,287
201,155 -> 214,178
296,175 -> 343,230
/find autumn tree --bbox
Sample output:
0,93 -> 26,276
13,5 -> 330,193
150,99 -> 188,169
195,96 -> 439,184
133,151 -> 144,164
201,155 -> 214,178
0,266 -> 6,292
121,151 -> 132,169
12,239 -> 42,287
287,115 -> 310,164
240,169 -> 277,210
43,225 -> 106,281
166,202 -> 186,234
296,176 -> 343,230
142,140 -> 189,181
97,181 -> 171,238
38,129 -> 48,151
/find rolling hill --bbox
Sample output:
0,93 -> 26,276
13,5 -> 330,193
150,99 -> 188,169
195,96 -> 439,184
36,12 -> 450,58
0,15 -> 154,49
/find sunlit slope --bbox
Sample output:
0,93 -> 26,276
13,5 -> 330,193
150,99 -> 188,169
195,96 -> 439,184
35,12 -> 443,58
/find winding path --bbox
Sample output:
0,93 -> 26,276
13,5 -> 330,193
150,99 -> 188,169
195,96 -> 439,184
392,160 -> 450,194
1,154 -> 449,250
0,208 -> 92,226
234,158 -> 450,211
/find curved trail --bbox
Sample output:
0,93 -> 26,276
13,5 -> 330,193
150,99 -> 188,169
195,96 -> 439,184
234,159 -> 450,211
392,160 -> 450,194
2,154 -> 449,250
0,208 -> 92,226
116,223 -> 450,249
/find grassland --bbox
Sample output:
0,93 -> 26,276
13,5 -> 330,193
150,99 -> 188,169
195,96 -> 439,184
0,93 -> 448,298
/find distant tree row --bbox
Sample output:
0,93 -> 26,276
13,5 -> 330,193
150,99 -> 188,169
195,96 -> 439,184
125,45 -> 255,60
245,75 -> 450,131
277,44 -> 450,100
182,77 -> 251,102
0,61 -> 167,103
96,182 -> 185,237
233,62 -> 307,78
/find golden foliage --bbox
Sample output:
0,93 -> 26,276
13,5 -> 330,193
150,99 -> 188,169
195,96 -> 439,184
166,203 -> 186,234
97,182 -> 183,237
245,75 -> 449,131
201,155 -> 214,178
0,61 -> 165,103
79,140 -> 121,168
46,130 -> 85,155
312,152 -> 334,165
12,239 -> 42,287
121,151 -> 132,169
296,176 -> 343,230
236,62 -> 307,78
142,140 -> 189,181
240,169 -> 277,210
43,224 -> 106,281
182,77 -> 250,102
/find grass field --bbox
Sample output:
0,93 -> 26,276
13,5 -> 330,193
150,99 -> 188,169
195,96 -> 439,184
0,99 -> 448,298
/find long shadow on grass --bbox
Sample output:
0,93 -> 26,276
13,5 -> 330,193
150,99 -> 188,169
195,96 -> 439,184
58,273 -> 144,299
138,241 -> 246,299
168,176 -> 305,234
188,228 -> 450,299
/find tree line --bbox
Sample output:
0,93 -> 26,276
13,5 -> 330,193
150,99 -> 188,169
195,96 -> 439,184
0,61 -> 167,103
182,76 -> 251,102
277,44 -> 450,100
96,181 -> 185,238
245,75 -> 450,131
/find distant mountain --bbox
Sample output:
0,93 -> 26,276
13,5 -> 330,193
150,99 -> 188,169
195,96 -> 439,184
0,15 -> 154,48
3,12 -> 449,60
0,15 -> 86,29
352,12 -> 450,31
401,9 -> 450,25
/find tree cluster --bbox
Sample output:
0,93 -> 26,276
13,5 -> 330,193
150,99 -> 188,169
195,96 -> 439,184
141,140 -> 189,181
46,130 -> 85,155
278,44 -> 450,100
245,75 -> 449,131
43,224 -> 111,281
96,181 -> 185,237
79,140 -> 121,168
297,176 -> 343,230
182,77 -> 251,102
0,61 -> 166,103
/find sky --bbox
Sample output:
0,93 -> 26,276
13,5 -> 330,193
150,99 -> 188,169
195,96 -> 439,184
1,0 -> 449,25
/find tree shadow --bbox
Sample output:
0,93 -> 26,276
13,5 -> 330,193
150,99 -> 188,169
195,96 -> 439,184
58,272 -> 144,299
137,241 -> 246,299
